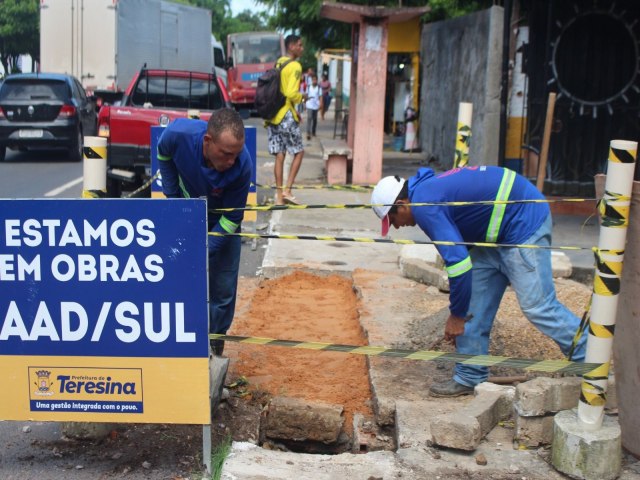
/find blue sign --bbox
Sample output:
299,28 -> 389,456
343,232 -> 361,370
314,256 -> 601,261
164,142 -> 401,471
0,199 -> 209,359
241,72 -> 262,82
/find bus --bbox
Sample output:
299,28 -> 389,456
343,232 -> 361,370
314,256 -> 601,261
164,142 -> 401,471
226,31 -> 285,110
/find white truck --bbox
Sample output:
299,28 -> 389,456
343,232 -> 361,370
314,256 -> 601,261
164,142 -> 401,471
40,0 -> 214,95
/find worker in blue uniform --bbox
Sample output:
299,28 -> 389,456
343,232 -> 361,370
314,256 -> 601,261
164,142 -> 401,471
157,108 -> 252,356
371,166 -> 587,397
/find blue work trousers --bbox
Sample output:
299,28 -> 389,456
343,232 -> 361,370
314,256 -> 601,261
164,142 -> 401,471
453,215 -> 587,387
208,234 -> 241,335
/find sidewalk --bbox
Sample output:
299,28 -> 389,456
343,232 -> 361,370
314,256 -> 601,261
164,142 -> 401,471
255,108 -> 599,276
220,113 -> 615,478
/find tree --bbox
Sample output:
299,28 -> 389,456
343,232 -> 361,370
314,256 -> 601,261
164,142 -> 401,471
176,0 -> 267,47
255,0 -> 496,67
220,10 -> 268,43
0,0 -> 39,75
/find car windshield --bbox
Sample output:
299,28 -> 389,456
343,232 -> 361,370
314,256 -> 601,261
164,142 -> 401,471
0,80 -> 68,101
131,75 -> 223,110
232,34 -> 282,65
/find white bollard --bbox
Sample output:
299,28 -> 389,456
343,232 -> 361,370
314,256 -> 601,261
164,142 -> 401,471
453,102 -> 472,168
578,139 -> 637,429
82,136 -> 107,198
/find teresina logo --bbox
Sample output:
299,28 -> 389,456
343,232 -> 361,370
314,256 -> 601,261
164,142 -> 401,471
57,375 -> 137,395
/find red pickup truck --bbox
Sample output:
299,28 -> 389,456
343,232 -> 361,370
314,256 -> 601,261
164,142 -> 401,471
97,68 -> 231,197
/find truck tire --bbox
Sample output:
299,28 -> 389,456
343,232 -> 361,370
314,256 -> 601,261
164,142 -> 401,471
69,127 -> 83,162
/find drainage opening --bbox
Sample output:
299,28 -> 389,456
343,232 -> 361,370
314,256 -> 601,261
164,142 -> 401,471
227,271 -> 393,454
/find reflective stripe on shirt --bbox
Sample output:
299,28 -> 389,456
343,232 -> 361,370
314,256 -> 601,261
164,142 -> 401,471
219,215 -> 239,234
445,256 -> 472,278
485,168 -> 516,242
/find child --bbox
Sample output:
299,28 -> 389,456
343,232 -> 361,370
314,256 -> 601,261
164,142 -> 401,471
305,74 -> 321,140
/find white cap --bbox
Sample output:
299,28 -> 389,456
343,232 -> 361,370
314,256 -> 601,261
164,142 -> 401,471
371,175 -> 406,236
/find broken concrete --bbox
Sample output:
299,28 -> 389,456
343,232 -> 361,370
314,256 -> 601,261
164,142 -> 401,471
514,413 -> 554,447
430,383 -> 514,451
552,251 -> 572,278
262,396 -> 344,444
515,376 -> 582,416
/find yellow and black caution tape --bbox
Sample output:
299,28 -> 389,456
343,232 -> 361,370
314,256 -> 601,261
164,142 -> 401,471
210,334 -> 601,376
82,146 -> 105,159
610,146 -> 637,164
568,247 -> 624,360
211,197 -> 597,213
598,190 -> 631,228
580,362 -> 610,407
593,247 -> 624,296
82,189 -> 107,198
568,296 -> 591,361
254,183 -> 375,191
210,231 -> 591,252
124,171 -> 160,199
81,145 -> 108,198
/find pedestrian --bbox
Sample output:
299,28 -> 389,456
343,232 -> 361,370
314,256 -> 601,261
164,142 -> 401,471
305,73 -> 321,140
297,71 -> 307,116
266,34 -> 306,206
319,73 -> 331,121
157,108 -> 252,357
303,67 -> 315,88
370,166 -> 587,397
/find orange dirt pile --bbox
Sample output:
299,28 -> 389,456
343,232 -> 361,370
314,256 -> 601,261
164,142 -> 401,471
228,271 -> 374,429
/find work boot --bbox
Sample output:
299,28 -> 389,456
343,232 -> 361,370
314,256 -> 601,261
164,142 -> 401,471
429,379 -> 474,398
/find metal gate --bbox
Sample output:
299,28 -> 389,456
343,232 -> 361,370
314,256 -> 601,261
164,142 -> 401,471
525,0 -> 640,195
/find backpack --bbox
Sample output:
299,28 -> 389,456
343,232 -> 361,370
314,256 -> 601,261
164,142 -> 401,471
255,58 -> 293,120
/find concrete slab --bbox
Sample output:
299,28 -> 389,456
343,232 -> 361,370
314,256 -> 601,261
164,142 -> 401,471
552,409 -> 622,480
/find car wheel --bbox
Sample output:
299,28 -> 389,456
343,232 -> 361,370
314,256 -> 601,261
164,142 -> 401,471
0,145 -> 5,162
69,127 -> 83,162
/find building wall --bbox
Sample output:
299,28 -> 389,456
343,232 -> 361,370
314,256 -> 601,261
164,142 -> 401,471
420,6 -> 503,168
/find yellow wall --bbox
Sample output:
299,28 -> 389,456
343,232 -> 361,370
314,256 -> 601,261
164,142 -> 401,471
389,18 -> 422,110
388,18 -> 421,52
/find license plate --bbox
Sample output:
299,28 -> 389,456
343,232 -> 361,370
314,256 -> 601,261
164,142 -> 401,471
19,129 -> 43,138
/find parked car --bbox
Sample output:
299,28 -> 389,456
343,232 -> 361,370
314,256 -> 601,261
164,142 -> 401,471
0,73 -> 97,162
97,68 -> 231,197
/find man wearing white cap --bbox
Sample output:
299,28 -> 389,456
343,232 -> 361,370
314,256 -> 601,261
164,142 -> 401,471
371,166 -> 586,397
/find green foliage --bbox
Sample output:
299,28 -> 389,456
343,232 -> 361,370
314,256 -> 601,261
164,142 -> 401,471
254,0 -> 496,60
211,435 -> 232,480
177,0 -> 268,47
424,0 -> 497,22
0,0 -> 39,74
222,10 -> 269,42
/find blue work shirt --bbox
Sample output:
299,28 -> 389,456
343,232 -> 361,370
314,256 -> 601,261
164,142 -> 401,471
408,166 -> 549,317
157,118 -> 252,253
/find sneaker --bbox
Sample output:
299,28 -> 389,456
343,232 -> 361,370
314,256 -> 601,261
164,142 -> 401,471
429,379 -> 474,397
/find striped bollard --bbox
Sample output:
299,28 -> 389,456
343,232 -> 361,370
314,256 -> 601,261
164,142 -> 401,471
82,136 -> 107,198
579,139 -> 637,429
453,102 -> 472,168
551,140 -> 635,480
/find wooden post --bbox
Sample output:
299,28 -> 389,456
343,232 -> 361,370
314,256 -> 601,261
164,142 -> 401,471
535,92 -> 557,191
